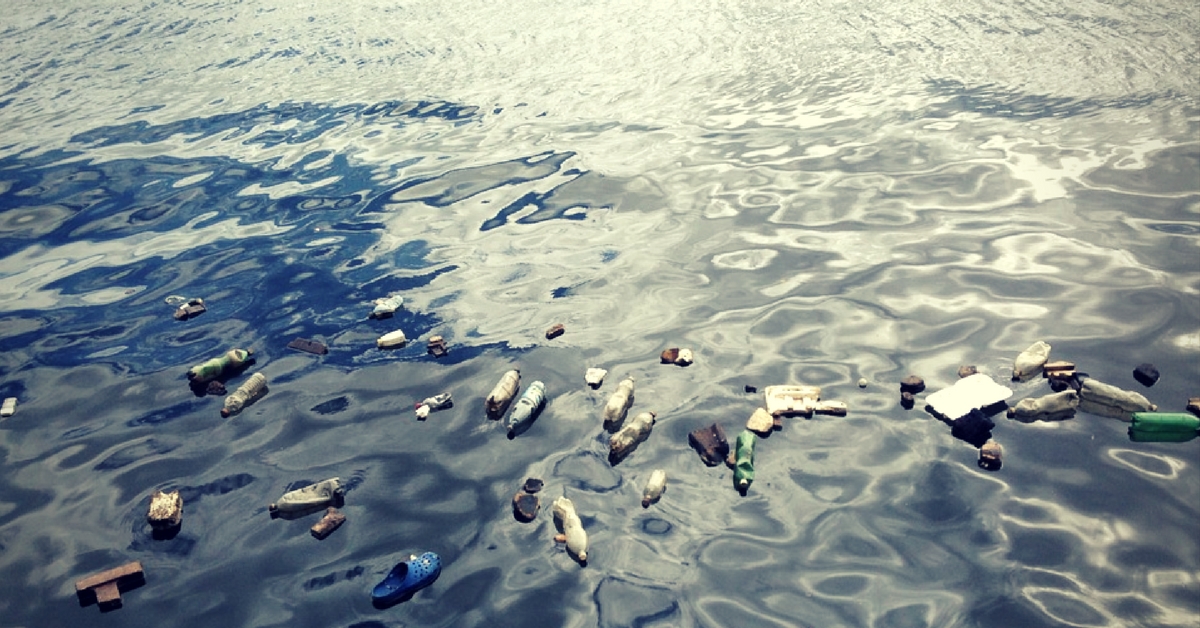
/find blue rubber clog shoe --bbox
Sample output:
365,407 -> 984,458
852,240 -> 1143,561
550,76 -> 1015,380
371,552 -> 441,605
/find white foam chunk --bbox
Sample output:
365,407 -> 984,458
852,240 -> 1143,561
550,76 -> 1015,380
925,374 -> 1012,420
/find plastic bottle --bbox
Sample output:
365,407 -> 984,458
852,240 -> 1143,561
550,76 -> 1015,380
609,411 -> 656,463
485,369 -> 521,417
552,496 -> 588,562
506,381 -> 546,436
415,392 -> 453,419
188,348 -> 253,383
270,478 -> 343,515
602,377 -> 635,430
734,429 -> 756,491
1129,412 -> 1200,443
641,469 -> 667,507
371,294 -> 404,318
222,372 -> 267,417
376,329 -> 407,349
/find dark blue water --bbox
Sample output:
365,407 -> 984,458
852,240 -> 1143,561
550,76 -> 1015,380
1,2 -> 1198,627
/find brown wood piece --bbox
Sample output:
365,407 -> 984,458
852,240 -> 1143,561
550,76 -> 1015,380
1042,361 -> 1076,375
310,508 -> 346,540
545,324 -> 565,339
75,562 -> 143,592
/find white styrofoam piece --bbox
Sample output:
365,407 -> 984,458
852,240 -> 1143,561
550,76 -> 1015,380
925,373 -> 1012,420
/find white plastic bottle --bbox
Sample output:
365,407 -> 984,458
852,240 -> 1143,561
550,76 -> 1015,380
602,377 -> 635,429
222,373 -> 267,417
641,469 -> 667,507
609,411 -> 656,463
552,496 -> 588,562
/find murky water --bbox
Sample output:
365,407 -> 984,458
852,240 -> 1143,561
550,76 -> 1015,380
1,1 -> 1197,627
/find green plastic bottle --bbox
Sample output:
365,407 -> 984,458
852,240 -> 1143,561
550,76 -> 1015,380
734,430 -> 756,491
1129,412 -> 1200,443
188,348 -> 253,383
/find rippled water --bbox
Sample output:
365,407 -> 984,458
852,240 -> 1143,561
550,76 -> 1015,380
1,1 -> 1198,627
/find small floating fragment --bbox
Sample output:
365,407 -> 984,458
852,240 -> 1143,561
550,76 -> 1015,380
978,439 -> 1003,471
287,337 -> 328,355
270,478 -> 343,517
370,294 -> 404,319
545,323 -> 565,340
1013,341 -> 1052,380
1078,377 -> 1155,421
1133,363 -> 1160,387
147,490 -> 183,531
746,407 -> 774,436
733,430 -> 756,493
688,423 -> 729,466
172,297 -> 206,321
310,507 -> 346,540
1,397 -> 15,418
585,367 -> 607,389
512,478 -> 543,523
426,335 -> 448,357
660,348 -> 679,364
377,329 -> 407,349
674,348 -> 694,366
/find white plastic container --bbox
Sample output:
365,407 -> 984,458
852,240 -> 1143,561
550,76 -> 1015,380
377,329 -> 407,349
641,469 -> 667,507
1013,340 -> 1052,380
552,496 -> 588,561
602,377 -> 635,429
585,367 -> 607,389
1,397 -> 15,418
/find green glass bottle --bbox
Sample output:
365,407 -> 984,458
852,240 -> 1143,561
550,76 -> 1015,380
734,429 -> 756,491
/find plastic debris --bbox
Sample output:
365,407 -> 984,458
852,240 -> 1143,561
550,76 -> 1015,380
585,367 -> 607,389
415,392 -> 452,420
1013,341 -> 1052,380
1043,361 -> 1075,376
187,348 -> 253,384
512,478 -> 542,522
900,375 -> 925,394
609,411 -> 656,464
172,297 -> 206,321
1078,377 -> 1155,421
957,366 -> 978,379
486,369 -> 521,418
376,329 -> 407,349
147,490 -> 182,531
206,381 -> 226,396
978,439 -> 1003,471
310,507 -> 346,540
925,373 -> 1013,421
689,423 -> 729,466
746,407 -> 774,435
372,552 -> 441,605
506,381 -> 546,437
602,377 -> 635,431
1,397 -> 15,418
545,323 -> 565,339
660,348 -> 679,363
744,385 -> 758,393
674,348 -> 694,366
552,497 -> 588,562
75,561 -> 145,612
900,391 -> 916,409
222,372 -> 268,417
426,335 -> 448,357
287,337 -> 328,355
1133,363 -> 1160,387
733,430 -> 756,493
641,469 -> 667,507
370,294 -> 404,319
1189,397 -> 1200,417
1010,390 -> 1079,422
1129,412 -> 1199,442
270,478 -> 344,517
764,385 -> 821,416
857,378 -> 868,388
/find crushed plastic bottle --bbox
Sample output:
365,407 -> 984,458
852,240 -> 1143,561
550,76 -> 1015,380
415,392 -> 453,419
602,377 -> 635,431
733,430 -> 756,492
376,329 -> 407,349
222,372 -> 267,417
370,294 -> 404,319
506,381 -> 546,437
609,411 -> 656,464
641,469 -> 667,507
486,369 -> 521,418
552,496 -> 588,562
188,348 -> 253,384
1013,340 -> 1052,380
270,478 -> 343,516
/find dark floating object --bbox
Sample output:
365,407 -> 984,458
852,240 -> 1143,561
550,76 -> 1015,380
427,335 -> 448,358
744,385 -> 757,394
288,337 -> 328,355
900,391 -> 915,409
522,478 -> 543,494
660,348 -> 679,364
950,408 -> 995,448
205,381 -> 227,396
310,507 -> 346,540
512,493 -> 540,522
957,365 -> 977,379
688,422 -> 729,467
545,323 -> 565,339
1188,397 -> 1200,418
75,561 -> 145,612
900,375 -> 925,394
1133,363 -> 1160,387
372,552 -> 441,606
173,298 -> 206,321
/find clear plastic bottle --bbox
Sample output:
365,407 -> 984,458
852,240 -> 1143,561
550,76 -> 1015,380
222,372 -> 267,417
609,411 -> 656,463
641,469 -> 667,507
485,369 -> 521,417
552,496 -> 588,562
506,381 -> 546,436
